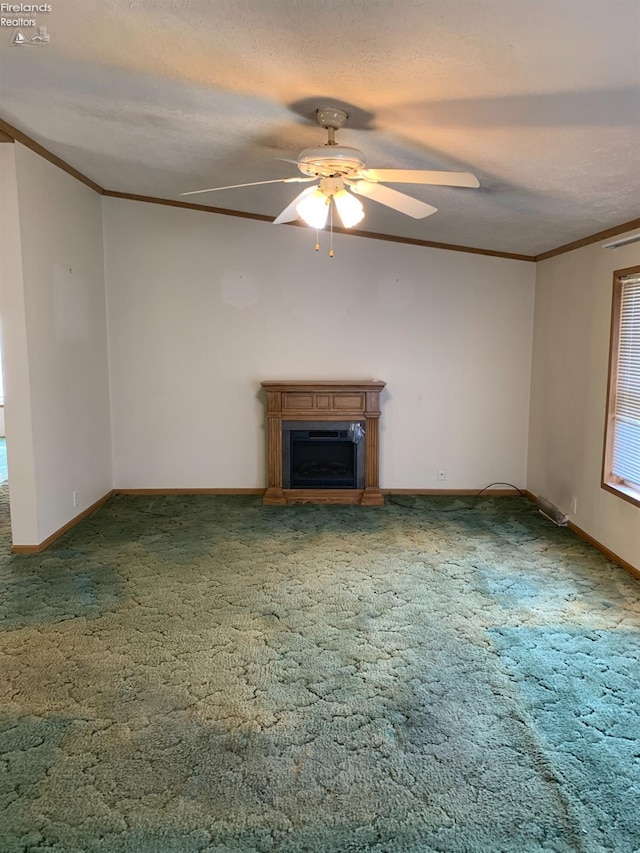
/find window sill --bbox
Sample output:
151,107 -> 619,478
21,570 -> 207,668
602,479 -> 640,508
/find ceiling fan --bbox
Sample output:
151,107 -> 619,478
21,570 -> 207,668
181,106 -> 480,230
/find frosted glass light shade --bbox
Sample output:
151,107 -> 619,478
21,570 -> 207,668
333,189 -> 365,228
296,189 -> 330,229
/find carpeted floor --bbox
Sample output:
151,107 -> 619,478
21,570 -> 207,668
0,490 -> 638,852
0,438 -> 7,484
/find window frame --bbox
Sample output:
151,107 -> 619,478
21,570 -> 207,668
602,264 -> 640,508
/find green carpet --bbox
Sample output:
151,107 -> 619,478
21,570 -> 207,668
0,490 -> 638,852
0,438 -> 7,484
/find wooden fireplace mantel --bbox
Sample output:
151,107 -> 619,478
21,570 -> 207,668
261,380 -> 386,506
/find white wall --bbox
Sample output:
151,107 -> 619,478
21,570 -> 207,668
4,140 -> 638,570
528,238 -> 640,570
0,144 -> 39,543
1,144 -> 112,545
103,198 -> 535,490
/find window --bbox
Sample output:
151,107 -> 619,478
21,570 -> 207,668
603,267 -> 640,506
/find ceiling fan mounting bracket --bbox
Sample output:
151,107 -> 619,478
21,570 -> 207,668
315,107 -> 348,130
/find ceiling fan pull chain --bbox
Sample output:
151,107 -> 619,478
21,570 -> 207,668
315,229 -> 320,252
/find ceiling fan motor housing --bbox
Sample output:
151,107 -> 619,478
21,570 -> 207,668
297,146 -> 367,178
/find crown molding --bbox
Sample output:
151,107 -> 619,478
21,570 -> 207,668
0,117 -> 104,193
101,189 -> 275,224
5,114 -> 638,263
102,189 -> 535,261
535,215 -> 640,261
0,115 -> 536,260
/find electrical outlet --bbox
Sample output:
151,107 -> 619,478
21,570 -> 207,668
437,467 -> 446,481
73,491 -> 78,508
570,496 -> 577,514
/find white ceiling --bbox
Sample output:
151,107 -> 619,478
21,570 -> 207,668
1,0 -> 639,256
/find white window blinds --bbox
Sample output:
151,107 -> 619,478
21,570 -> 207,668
612,275 -> 640,488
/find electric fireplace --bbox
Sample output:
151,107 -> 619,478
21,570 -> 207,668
261,380 -> 385,505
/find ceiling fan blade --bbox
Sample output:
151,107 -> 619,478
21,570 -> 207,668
348,181 -> 437,219
274,157 -> 302,166
361,169 -> 479,188
273,185 -> 319,224
180,176 -> 313,197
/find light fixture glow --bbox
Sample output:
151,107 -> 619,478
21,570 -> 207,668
296,189 -> 330,229
333,189 -> 365,228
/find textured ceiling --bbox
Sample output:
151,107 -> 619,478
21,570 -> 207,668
1,0 -> 639,255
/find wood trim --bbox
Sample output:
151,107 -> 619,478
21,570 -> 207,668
6,112 -> 640,264
609,264 -> 640,279
301,224 -> 536,262
364,416 -> 380,490
114,488 -> 266,495
601,265 -> 640,508
281,488 -> 369,505
601,481 -> 640,509
11,490 -> 114,553
0,118 -> 104,194
103,190 -> 534,259
524,491 -> 639,580
261,380 -> 386,389
567,520 -> 640,580
267,417 -> 283,491
103,189 -> 535,261
264,410 -> 367,420
114,487 -> 525,497
101,190 -> 275,224
264,487 -> 287,505
114,487 -> 524,498
536,217 -> 640,261
601,269 -> 624,494
360,488 -> 385,506
385,488 -> 523,496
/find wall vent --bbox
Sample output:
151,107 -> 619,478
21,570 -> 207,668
536,495 -> 568,526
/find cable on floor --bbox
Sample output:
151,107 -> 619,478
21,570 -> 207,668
387,482 -> 526,511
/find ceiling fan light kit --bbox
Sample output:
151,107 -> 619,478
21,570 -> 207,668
296,187 -> 330,230
332,188 -> 365,228
181,105 -> 479,254
295,176 -> 365,231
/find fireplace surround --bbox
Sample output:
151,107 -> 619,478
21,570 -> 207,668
261,380 -> 385,505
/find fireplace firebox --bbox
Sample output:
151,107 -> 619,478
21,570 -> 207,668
283,422 -> 366,489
